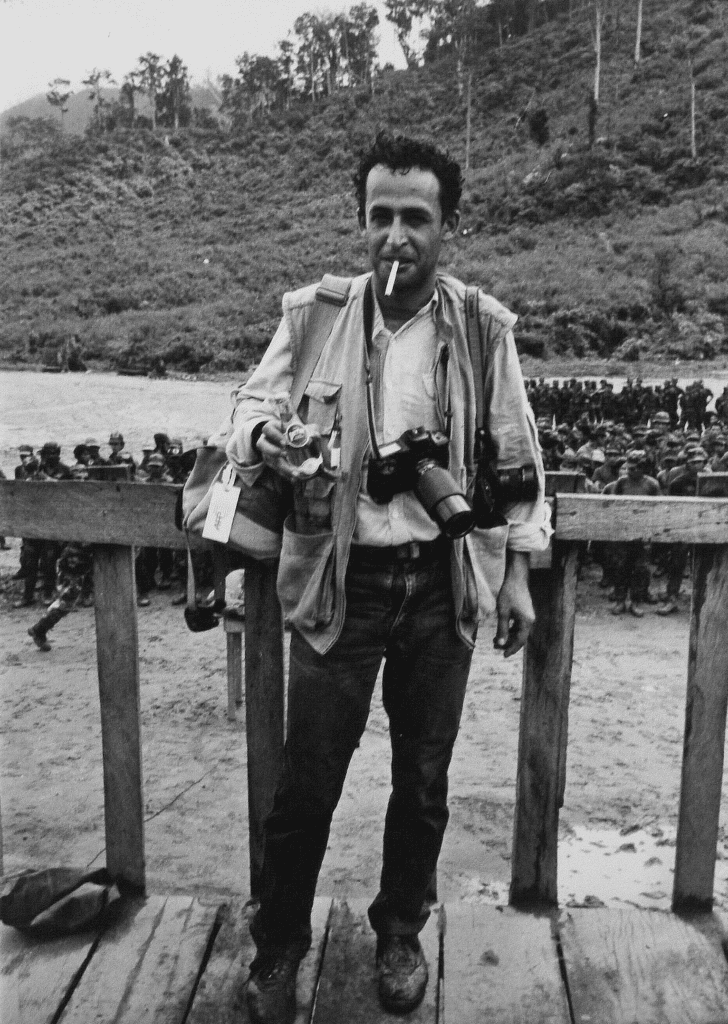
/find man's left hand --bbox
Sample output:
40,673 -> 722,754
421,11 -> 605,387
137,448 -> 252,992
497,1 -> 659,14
494,551 -> 535,658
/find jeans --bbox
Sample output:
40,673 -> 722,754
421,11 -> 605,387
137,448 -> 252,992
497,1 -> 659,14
251,542 -> 474,955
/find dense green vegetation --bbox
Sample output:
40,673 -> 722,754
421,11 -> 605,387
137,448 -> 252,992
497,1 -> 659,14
1,0 -> 727,374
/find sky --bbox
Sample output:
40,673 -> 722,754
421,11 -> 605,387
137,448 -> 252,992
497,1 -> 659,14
0,0 -> 406,113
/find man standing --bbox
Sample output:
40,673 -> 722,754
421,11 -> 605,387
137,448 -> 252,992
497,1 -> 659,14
603,449 -> 660,616
13,442 -> 71,608
657,447 -> 709,615
225,134 -> 550,1023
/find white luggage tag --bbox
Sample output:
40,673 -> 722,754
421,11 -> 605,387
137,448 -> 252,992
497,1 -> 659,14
202,464 -> 241,544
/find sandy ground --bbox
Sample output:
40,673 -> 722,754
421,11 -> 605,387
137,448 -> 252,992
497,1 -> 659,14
3,542 -> 728,913
2,367 -> 728,913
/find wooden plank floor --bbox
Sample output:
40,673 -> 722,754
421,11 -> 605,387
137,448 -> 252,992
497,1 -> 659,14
3,896 -> 728,1023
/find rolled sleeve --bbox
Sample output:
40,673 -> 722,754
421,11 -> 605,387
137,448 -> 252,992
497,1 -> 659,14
486,328 -> 553,553
224,310 -> 297,469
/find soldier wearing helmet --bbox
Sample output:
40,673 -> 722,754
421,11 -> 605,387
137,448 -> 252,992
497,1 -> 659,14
13,442 -> 70,608
82,438 -> 108,468
15,444 -> 38,480
657,447 -> 710,615
603,449 -> 660,617
135,451 -> 174,605
27,543 -> 94,651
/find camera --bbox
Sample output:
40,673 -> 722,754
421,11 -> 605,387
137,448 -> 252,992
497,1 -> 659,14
473,462 -> 539,529
367,427 -> 475,539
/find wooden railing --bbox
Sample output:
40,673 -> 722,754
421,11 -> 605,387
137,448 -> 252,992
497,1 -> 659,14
1,476 -> 728,913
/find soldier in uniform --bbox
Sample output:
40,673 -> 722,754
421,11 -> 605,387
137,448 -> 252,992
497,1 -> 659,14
604,449 -> 660,616
83,438 -> 108,468
27,544 -> 94,651
656,447 -> 709,614
13,442 -> 71,607
135,452 -> 174,604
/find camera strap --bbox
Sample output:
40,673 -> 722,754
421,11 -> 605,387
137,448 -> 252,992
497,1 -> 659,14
362,278 -> 383,460
465,286 -> 496,466
362,277 -> 453,460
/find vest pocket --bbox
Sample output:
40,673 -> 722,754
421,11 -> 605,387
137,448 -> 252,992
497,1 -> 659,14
302,379 -> 341,436
277,515 -> 336,630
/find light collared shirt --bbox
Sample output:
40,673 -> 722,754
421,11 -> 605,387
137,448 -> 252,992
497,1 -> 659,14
354,290 -> 443,545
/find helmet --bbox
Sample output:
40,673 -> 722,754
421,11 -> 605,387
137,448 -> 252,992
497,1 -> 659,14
652,411 -> 671,424
40,441 -> 61,456
84,437 -> 100,449
147,452 -> 165,468
18,444 -> 34,456
625,448 -> 648,466
109,431 -> 124,444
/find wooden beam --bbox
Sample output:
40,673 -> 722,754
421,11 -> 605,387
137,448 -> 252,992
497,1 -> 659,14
223,617 -> 244,721
555,493 -> 728,544
93,545 -> 145,892
560,908 -> 728,1023
511,541 -> 579,907
0,480 -> 199,549
443,904 -> 570,1023
60,896 -> 218,1024
243,559 -> 285,898
673,544 -> 728,912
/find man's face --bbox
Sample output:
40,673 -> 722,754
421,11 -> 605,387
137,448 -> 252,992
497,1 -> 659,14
110,440 -> 123,454
626,460 -> 643,480
359,164 -> 459,305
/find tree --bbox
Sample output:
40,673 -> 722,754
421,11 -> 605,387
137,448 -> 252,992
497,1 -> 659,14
82,68 -> 115,130
119,73 -> 143,128
384,0 -> 431,67
634,0 -> 643,64
46,78 -> 73,129
158,54 -> 190,130
135,52 -> 165,130
278,38 -> 296,108
589,0 -> 609,106
221,53 -> 282,125
339,4 -> 379,87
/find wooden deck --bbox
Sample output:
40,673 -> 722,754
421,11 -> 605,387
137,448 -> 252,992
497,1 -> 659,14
4,894 -> 728,1023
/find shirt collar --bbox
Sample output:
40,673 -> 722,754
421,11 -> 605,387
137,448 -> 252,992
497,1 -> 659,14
372,285 -> 439,337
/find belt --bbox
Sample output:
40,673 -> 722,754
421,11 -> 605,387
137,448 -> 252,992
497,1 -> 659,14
349,537 -> 450,564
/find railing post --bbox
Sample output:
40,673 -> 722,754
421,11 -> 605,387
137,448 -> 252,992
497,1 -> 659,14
93,544 -> 145,893
510,539 -> 579,907
243,559 -> 285,898
673,543 -> 728,912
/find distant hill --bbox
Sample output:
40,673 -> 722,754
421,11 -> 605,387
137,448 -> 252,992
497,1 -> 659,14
1,0 -> 727,374
0,84 -> 221,136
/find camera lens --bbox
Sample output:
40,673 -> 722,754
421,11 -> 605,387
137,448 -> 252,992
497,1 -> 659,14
415,462 -> 475,539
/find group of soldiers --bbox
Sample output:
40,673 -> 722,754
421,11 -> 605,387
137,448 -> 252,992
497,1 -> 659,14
8,431 -> 199,652
527,377 -> 723,432
533,380 -> 728,617
6,377 -> 728,648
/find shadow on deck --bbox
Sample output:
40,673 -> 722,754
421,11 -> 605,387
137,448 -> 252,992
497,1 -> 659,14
4,893 -> 728,1023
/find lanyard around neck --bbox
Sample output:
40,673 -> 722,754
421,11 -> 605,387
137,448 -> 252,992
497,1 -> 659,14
362,277 -> 452,461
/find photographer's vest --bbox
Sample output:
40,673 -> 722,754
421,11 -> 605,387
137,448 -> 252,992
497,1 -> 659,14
279,271 -> 516,654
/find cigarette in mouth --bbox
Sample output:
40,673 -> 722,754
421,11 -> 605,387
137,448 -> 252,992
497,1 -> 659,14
385,260 -> 399,297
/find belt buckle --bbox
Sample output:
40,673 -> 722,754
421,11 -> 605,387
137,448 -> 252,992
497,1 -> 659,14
397,541 -> 420,561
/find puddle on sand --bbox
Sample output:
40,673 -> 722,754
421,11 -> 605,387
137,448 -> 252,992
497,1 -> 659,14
559,825 -> 728,911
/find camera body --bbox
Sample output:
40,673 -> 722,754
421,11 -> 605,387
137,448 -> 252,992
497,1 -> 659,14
367,427 -> 449,504
367,427 -> 475,539
473,462 -> 538,529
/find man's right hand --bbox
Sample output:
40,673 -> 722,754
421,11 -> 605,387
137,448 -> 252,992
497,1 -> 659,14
256,419 -> 311,482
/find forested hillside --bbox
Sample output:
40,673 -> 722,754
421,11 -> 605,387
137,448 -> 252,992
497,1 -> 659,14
1,0 -> 727,374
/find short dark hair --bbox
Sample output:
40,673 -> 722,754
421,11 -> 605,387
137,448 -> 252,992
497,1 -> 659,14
353,132 -> 463,222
